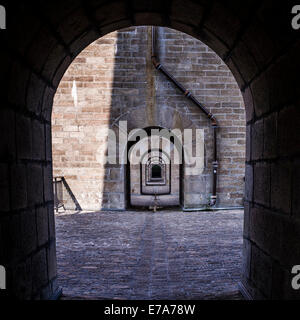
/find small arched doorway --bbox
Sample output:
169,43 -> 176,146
126,126 -> 183,209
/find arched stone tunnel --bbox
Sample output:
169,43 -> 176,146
0,0 -> 299,299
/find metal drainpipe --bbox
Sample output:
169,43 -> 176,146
151,26 -> 219,207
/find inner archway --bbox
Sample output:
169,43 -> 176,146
127,126 -> 183,210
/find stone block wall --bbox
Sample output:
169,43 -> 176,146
52,26 -> 246,211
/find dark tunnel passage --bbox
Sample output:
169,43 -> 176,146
0,0 -> 299,300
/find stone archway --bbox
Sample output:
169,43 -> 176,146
126,126 -> 183,209
0,0 -> 299,299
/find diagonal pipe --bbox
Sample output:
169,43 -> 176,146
151,26 -> 218,207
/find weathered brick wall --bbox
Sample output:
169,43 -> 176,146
154,27 -> 245,208
52,26 -> 246,211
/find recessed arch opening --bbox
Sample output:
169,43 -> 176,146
51,23 -> 246,299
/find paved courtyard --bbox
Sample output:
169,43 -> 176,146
55,209 -> 244,300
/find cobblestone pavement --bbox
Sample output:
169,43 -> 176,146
55,209 -> 244,300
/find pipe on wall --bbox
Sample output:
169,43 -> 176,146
183,206 -> 244,212
151,26 -> 219,207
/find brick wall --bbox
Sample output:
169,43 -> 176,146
52,26 -> 246,211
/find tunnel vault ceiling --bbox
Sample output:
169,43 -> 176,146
2,0 -> 299,120
0,0 -> 300,300
0,0 -> 298,125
